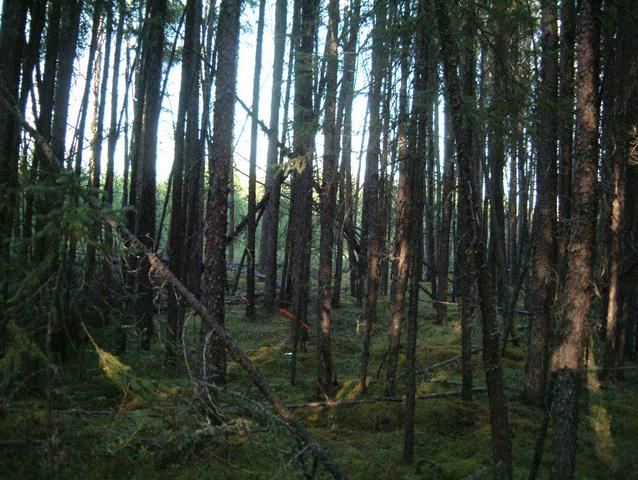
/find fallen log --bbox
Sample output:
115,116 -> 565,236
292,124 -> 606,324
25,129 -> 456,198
110,228 -> 347,478
1,94 -> 348,480
285,388 -> 487,409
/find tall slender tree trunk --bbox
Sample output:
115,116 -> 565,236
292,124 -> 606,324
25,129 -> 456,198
435,0 -> 513,476
549,0 -> 601,476
202,0 -> 241,382
259,0 -> 287,309
602,0 -> 637,377
289,0 -> 317,386
245,0 -> 266,322
166,0 -> 201,364
102,0 -> 126,303
458,0 -> 478,402
87,1 -> 113,280
557,0 -> 575,273
403,0 -> 429,461
358,0 -> 386,393
435,106 -> 454,325
135,0 -> 166,351
17,0 -> 46,253
385,2 -> 411,396
0,0 -> 27,349
332,0 -> 361,307
316,0 -> 339,392
524,0 -> 558,407
614,1 -> 638,371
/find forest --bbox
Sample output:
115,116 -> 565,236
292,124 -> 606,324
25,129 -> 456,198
0,0 -> 637,478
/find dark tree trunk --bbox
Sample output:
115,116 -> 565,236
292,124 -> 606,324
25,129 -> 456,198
403,0 -> 429,461
66,1 -> 95,175
385,2 -> 411,396
458,0 -> 478,402
135,0 -> 166,351
0,0 -> 27,257
616,1 -> 638,368
0,0 -> 27,350
358,0 -> 386,393
202,0 -> 241,382
603,0 -> 637,377
316,0 -> 339,392
50,0 -> 83,166
332,0 -> 360,308
289,0 -> 317,386
87,2 -> 113,280
549,0 -> 601,477
102,0 -> 126,303
434,106 -> 454,326
245,0 -> 265,322
434,0 -> 513,476
18,0 -> 47,116
259,0 -> 287,309
16,0 -> 46,252
166,0 -> 201,365
524,0 -> 558,407
557,0 -> 575,272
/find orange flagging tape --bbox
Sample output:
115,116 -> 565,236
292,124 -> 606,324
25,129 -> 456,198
279,308 -> 310,330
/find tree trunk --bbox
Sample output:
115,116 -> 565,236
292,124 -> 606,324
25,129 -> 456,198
87,2 -> 113,280
434,0 -> 513,476
166,0 -> 201,365
332,0 -> 361,308
259,0 -> 288,309
524,0 -> 558,407
549,0 -> 601,477
458,0 -> 478,402
557,0 -> 575,273
135,0 -> 166,351
202,0 -> 241,383
102,0 -> 126,304
289,0 -> 317,386
434,106 -> 454,326
403,0 -> 429,461
358,0 -> 386,393
385,3 -> 411,396
316,0 -> 339,392
245,0 -> 265,322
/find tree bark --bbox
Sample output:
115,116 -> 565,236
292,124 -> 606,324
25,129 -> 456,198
434,0 -> 513,476
358,0 -> 386,393
557,0 -> 575,273
403,0 -> 429,461
245,0 -> 266,322
87,1 -> 113,280
134,0 -> 166,351
166,0 -> 201,365
385,1 -> 411,396
434,106 -> 455,326
524,0 -> 558,407
289,0 -> 318,386
549,0 -> 601,477
332,0 -> 361,308
259,0 -> 288,309
202,0 -> 241,382
316,0 -> 339,391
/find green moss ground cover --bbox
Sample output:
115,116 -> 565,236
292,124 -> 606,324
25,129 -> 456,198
1,286 -> 637,479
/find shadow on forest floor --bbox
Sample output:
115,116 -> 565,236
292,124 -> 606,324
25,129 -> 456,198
1,283 -> 637,479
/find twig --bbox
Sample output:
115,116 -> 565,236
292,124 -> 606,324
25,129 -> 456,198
415,334 -> 525,376
285,389 -> 487,409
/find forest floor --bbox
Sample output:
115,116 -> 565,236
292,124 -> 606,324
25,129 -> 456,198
1,286 -> 637,479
